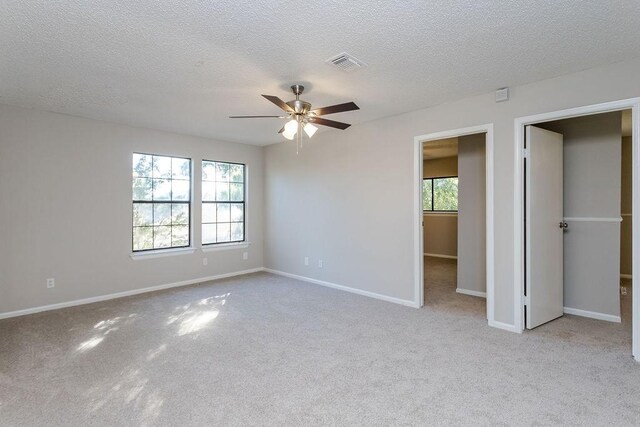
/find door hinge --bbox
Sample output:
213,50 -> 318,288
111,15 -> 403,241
522,148 -> 529,158
523,295 -> 530,306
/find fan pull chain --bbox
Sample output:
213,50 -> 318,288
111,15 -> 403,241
299,122 -> 303,148
297,122 -> 302,155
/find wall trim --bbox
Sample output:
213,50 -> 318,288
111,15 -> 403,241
621,274 -> 633,279
424,253 -> 458,260
0,267 -> 265,320
488,320 -> 521,333
456,288 -> 486,298
563,307 -> 621,323
263,268 -> 419,308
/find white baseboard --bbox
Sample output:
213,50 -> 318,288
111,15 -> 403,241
263,268 -> 420,308
620,274 -> 632,280
0,267 -> 265,320
563,307 -> 621,323
488,320 -> 521,333
424,253 -> 458,260
456,288 -> 486,298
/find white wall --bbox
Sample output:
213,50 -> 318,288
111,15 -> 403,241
423,156 -> 457,258
423,216 -> 457,258
423,156 -> 457,178
264,58 -> 640,325
457,133 -> 486,295
0,104 -> 264,314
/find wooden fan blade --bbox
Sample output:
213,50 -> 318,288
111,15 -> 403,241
229,115 -> 284,118
278,126 -> 285,134
310,102 -> 359,116
310,117 -> 351,130
262,95 -> 294,113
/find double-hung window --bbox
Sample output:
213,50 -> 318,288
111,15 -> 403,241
132,153 -> 191,252
423,177 -> 458,212
202,160 -> 245,245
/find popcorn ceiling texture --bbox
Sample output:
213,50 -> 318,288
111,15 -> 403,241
1,1 -> 639,145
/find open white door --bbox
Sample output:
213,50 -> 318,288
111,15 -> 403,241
526,126 -> 564,329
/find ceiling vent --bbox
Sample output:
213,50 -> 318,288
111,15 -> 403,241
326,52 -> 366,72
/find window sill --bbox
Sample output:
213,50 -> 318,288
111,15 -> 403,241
423,212 -> 458,216
202,242 -> 251,253
130,247 -> 196,260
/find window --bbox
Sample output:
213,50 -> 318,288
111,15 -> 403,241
202,160 -> 245,245
423,177 -> 458,211
132,153 -> 191,252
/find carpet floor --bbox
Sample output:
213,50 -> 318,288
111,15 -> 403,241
0,265 -> 638,425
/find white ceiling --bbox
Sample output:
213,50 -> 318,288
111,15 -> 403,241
423,138 -> 458,160
1,1 -> 640,146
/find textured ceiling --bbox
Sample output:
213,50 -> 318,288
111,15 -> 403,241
1,1 -> 640,146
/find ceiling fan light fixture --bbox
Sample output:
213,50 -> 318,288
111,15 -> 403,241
230,85 -> 359,149
303,122 -> 318,138
283,119 -> 298,140
282,131 -> 295,140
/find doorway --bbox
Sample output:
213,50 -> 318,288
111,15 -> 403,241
413,124 -> 495,325
422,139 -> 459,312
514,98 -> 640,359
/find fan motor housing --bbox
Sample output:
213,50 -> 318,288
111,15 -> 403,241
287,100 -> 312,115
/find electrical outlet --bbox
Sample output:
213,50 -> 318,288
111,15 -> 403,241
621,286 -> 627,295
304,257 -> 309,266
46,278 -> 55,289
203,258 -> 208,266
318,260 -> 323,268
243,252 -> 248,260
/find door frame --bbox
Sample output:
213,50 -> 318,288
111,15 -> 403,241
513,98 -> 640,359
413,124 -> 495,325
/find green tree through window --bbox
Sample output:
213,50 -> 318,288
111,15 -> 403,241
202,160 -> 246,245
132,153 -> 191,252
422,179 -> 432,211
423,177 -> 458,211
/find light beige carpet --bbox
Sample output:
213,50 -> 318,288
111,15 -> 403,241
0,266 -> 638,425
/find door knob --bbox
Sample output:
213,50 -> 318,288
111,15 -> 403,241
558,221 -> 568,230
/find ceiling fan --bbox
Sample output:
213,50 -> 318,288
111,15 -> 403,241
229,85 -> 359,144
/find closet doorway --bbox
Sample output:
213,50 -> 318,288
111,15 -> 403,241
514,99 -> 640,359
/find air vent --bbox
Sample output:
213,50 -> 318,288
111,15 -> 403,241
326,52 -> 366,72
